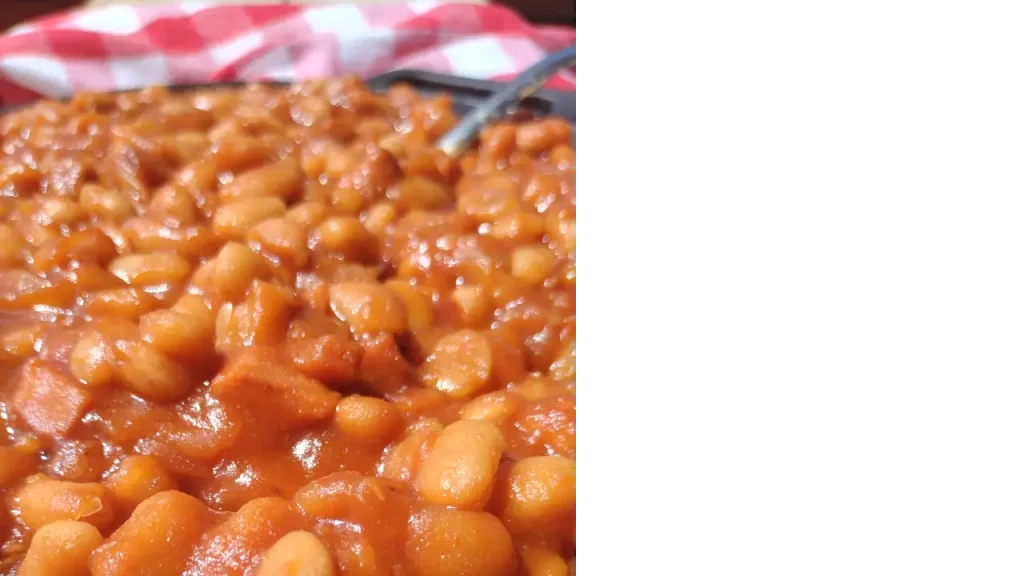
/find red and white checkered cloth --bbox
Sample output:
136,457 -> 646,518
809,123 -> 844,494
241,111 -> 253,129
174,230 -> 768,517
0,2 -> 575,106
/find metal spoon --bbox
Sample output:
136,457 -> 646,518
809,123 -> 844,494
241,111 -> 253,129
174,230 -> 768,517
435,45 -> 576,157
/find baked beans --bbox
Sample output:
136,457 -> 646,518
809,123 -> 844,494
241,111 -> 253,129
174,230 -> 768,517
0,76 -> 575,575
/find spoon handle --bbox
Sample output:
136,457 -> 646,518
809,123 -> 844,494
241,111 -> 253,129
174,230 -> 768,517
436,46 -> 576,157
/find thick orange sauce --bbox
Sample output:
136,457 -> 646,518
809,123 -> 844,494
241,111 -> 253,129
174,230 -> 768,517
0,77 -> 574,575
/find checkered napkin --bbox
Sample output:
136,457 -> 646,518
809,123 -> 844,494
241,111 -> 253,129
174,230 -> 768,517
0,1 -> 576,106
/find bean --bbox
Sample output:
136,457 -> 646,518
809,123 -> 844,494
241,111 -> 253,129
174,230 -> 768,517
421,330 -> 493,398
18,520 -> 103,576
329,282 -> 407,335
406,507 -> 515,576
416,420 -> 505,509
498,456 -> 576,532
13,475 -> 114,531
255,531 -> 335,576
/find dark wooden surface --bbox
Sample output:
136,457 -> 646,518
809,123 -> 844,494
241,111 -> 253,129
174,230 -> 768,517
1,0 -> 81,31
495,0 -> 574,26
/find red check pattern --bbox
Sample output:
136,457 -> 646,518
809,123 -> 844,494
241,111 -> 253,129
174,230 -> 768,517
0,2 -> 576,106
